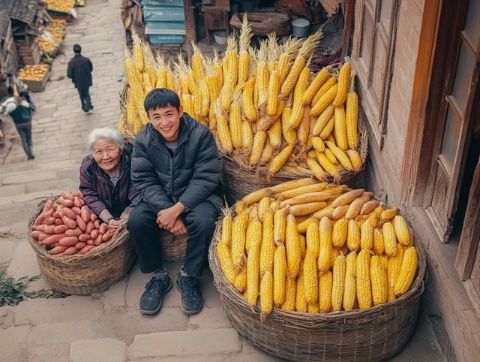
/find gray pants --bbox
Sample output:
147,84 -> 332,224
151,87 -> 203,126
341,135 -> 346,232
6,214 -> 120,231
15,121 -> 34,159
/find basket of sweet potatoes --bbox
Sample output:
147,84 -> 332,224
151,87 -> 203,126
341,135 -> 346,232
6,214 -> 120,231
28,192 -> 135,295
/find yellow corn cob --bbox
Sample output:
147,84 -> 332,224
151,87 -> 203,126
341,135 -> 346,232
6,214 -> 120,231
155,67 -> 167,88
332,254 -> 346,311
370,255 -> 388,305
296,267 -> 308,312
198,79 -> 210,116
273,244 -> 287,305
324,148 -> 338,165
380,255 -> 389,273
360,200 -> 380,216
277,183 -> 326,200
242,121 -> 254,154
331,189 -> 364,207
133,46 -> 144,73
319,271 -> 333,312
311,84 -> 338,116
367,212 -> 380,228
277,52 -> 291,83
238,51 -> 251,85
296,217 -> 316,234
325,141 -> 354,170
306,222 -> 320,257
286,214 -> 301,278
249,131 -> 267,165
346,90 -> 358,149
191,44 -> 205,83
343,251 -> 356,310
242,77 -> 257,121
245,209 -> 262,253
393,215 -> 412,246
394,246 -> 418,296
286,101 -> 304,130
312,105 -> 335,137
314,153 -> 340,179
296,106 -> 311,146
206,74 -> 220,100
217,242 -> 236,284
166,70 -> 176,91
268,145 -> 294,176
259,270 -> 273,320
273,208 -> 287,245
345,193 -> 371,220
346,150 -> 363,171
312,137 -> 325,153
332,218 -> 348,248
267,69 -> 281,117
380,208 -> 399,221
306,158 -> 327,182
388,244 -> 404,302
333,62 -> 350,104
268,121 -> 282,149
318,217 -> 333,273
319,115 -> 335,140
313,206 -> 335,220
333,106 -> 348,150
257,61 -> 269,109
382,222 -> 398,257
216,111 -> 233,154
303,67 -> 330,105
303,251 -> 319,304
270,178 -> 314,194
313,76 -> 337,105
332,205 -> 349,220
299,234 -> 306,258
360,220 -> 374,251
281,106 -> 297,144
246,239 -> 261,306
281,276 -> 297,311
229,102 -> 243,148
289,202 -> 327,216
231,212 -> 249,272
293,67 -> 310,105
233,269 -> 246,293
347,219 -> 360,251
221,215 -> 232,246
356,249 -> 372,309
281,56 -> 305,98
373,228 -> 385,255
259,140 -> 273,165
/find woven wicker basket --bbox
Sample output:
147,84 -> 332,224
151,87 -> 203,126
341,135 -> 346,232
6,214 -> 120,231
158,228 -> 187,263
221,115 -> 369,203
208,214 -> 426,361
28,198 -> 135,296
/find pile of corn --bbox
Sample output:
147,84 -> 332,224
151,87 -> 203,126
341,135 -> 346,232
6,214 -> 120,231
36,19 -> 66,54
44,0 -> 75,13
216,178 -> 419,320
17,64 -> 50,82
120,21 -> 363,181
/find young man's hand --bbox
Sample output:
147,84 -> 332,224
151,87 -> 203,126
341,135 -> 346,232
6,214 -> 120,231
169,217 -> 187,235
157,202 -> 185,230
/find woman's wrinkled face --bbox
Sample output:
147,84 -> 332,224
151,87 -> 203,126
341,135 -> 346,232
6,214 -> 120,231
92,139 -> 121,172
148,105 -> 183,142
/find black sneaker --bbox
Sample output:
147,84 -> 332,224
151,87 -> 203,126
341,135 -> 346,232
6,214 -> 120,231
139,275 -> 172,315
176,273 -> 204,315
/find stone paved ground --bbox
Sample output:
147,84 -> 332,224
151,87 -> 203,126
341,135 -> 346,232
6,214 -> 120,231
0,1 -> 449,361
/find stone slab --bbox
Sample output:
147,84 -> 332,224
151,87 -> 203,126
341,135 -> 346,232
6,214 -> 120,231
15,296 -> 104,326
129,328 -> 241,359
27,343 -> 70,362
6,241 -> 41,280
188,307 -> 230,330
70,338 -> 127,362
2,171 -> 58,185
0,238 -> 16,265
0,306 -> 15,330
0,325 -> 30,362
102,277 -> 128,310
0,184 -> 26,198
31,320 -> 112,345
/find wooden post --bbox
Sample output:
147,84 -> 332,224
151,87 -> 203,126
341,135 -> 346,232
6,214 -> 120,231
184,0 -> 196,59
341,0 -> 355,58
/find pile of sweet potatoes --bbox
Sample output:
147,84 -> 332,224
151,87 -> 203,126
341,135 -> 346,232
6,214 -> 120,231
31,191 -> 114,256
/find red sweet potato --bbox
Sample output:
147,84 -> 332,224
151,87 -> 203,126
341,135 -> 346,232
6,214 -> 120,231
62,191 -> 74,200
53,225 -> 68,234
90,229 -> 99,239
94,234 -> 103,245
74,242 -> 86,250
72,206 -> 81,215
76,216 -> 87,232
49,245 -> 66,255
42,234 -> 64,246
99,223 -> 108,235
86,221 -> 94,234
62,216 -> 77,229
80,245 -> 95,254
62,207 -> 76,220
59,236 -> 78,247
80,206 -> 90,223
65,228 -> 82,237
62,247 -> 78,256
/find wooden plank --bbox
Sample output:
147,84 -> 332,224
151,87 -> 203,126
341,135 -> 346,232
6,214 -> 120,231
183,0 -> 196,44
341,0 -> 355,58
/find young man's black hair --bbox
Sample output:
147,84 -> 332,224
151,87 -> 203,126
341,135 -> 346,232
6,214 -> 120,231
73,44 -> 81,54
144,88 -> 181,113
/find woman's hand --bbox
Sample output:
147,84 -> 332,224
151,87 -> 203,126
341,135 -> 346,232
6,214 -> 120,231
108,218 -> 125,230
168,217 -> 187,236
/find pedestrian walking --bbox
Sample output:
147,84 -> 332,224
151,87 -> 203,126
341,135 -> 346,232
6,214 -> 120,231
0,91 -> 36,160
67,44 -> 94,112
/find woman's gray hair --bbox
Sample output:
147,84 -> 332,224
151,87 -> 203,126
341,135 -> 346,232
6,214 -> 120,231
87,127 -> 125,152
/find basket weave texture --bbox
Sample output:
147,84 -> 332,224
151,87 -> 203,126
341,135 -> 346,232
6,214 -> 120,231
158,228 -> 187,263
208,211 -> 426,361
221,115 -> 369,203
28,198 -> 135,295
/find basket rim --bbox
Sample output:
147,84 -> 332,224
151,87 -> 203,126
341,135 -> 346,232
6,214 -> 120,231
220,112 -> 368,184
209,206 -> 426,321
28,195 -> 129,263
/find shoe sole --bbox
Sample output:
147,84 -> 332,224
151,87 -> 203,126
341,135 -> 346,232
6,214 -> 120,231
175,283 -> 204,315
140,279 -> 173,315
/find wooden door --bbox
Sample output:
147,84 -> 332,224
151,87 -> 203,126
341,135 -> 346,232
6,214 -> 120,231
425,0 -> 480,242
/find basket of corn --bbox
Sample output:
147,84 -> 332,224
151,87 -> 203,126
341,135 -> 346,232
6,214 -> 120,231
208,180 -> 426,361
17,64 -> 51,92
118,24 -> 368,202
44,0 -> 75,14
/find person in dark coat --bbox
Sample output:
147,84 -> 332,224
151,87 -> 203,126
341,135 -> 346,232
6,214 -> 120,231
0,91 -> 36,160
67,44 -> 94,112
128,88 -> 223,316
80,127 -> 140,230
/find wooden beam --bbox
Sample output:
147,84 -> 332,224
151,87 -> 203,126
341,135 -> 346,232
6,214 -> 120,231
183,0 -> 196,58
341,0 -> 355,58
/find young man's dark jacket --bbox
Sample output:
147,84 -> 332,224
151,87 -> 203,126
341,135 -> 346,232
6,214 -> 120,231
79,144 -> 140,218
10,100 -> 36,124
67,54 -> 93,89
131,113 -> 223,213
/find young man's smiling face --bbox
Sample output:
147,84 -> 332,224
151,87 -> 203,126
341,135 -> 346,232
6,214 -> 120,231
148,105 -> 183,142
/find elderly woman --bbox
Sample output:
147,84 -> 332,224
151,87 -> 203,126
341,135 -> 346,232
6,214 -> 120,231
80,127 -> 139,229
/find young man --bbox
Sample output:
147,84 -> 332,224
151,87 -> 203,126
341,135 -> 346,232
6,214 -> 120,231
128,88 -> 223,316
67,44 -> 94,112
